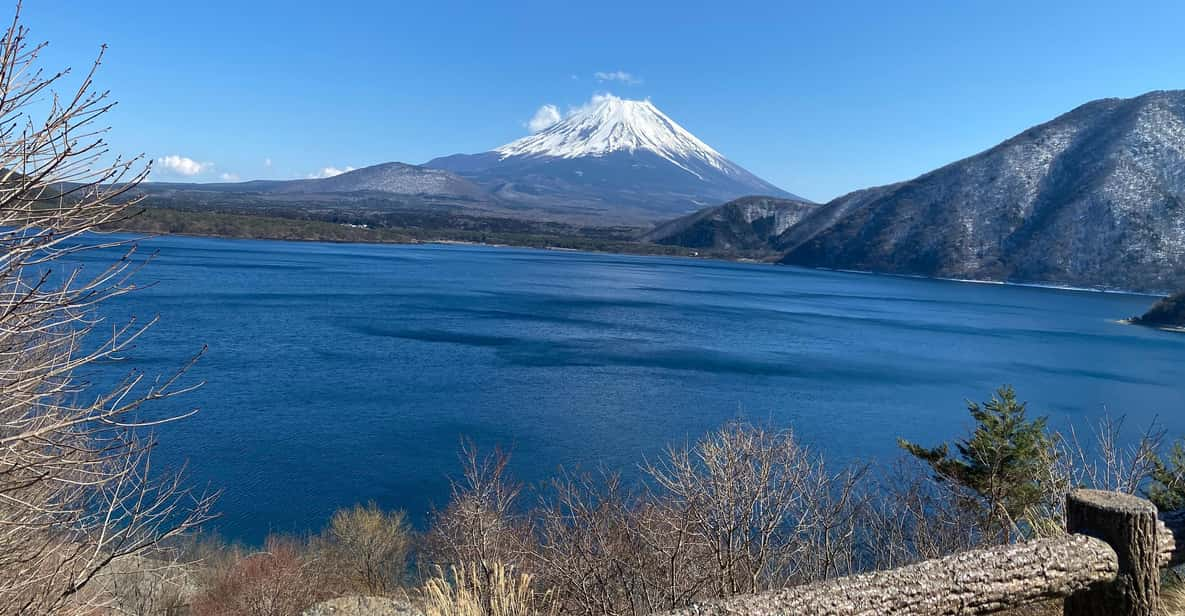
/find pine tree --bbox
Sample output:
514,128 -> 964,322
1149,441 -> 1185,511
898,386 -> 1058,538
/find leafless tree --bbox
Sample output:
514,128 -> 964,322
94,557 -> 191,616
1023,415 -> 1164,538
423,441 -> 533,614
1056,415 -> 1163,497
532,470 -> 674,616
528,423 -> 865,616
858,457 -> 985,570
0,4 -> 214,614
643,423 -> 864,595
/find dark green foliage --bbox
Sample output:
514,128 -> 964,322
104,206 -> 705,257
1132,291 -> 1185,328
109,207 -> 417,243
1149,441 -> 1185,511
898,386 -> 1058,534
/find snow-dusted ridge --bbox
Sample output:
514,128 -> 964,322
495,95 -> 736,180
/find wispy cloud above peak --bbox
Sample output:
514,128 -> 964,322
594,70 -> 641,85
568,92 -> 624,115
518,93 -> 639,136
527,104 -> 562,132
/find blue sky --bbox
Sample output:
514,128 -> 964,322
22,1 -> 1185,202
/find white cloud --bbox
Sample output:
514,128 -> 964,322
567,92 -> 620,116
594,70 -> 641,85
219,172 -> 240,181
156,154 -> 211,176
263,157 -> 272,168
526,104 -> 562,132
516,94 -> 628,137
308,166 -> 355,179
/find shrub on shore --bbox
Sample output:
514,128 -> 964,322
105,388 -> 1182,616
319,502 -> 414,595
189,536 -> 330,616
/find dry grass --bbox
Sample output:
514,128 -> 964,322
419,562 -> 554,616
1165,582 -> 1185,616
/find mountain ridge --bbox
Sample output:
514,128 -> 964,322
266,162 -> 487,199
130,89 -> 1185,292
782,89 -> 1185,291
645,196 -> 819,252
650,89 -> 1185,292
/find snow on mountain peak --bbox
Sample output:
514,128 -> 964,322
495,94 -> 735,178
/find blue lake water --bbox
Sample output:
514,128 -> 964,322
74,235 -> 1185,543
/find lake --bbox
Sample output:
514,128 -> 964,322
75,235 -> 1185,543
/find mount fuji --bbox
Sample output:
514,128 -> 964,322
426,95 -> 801,222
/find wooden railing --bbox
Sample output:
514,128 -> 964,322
660,490 -> 1185,616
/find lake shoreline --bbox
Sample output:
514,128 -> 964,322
86,233 -> 1185,543
110,223 -> 1166,299
1119,318 -> 1185,334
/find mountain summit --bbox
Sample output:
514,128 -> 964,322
495,95 -> 734,177
427,95 -> 800,222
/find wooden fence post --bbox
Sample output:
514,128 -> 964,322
1064,489 -> 1160,616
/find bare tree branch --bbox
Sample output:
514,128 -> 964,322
0,5 -> 215,614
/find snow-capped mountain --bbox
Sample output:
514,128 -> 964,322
427,95 -> 801,222
495,95 -> 735,178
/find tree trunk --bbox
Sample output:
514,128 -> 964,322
660,534 -> 1117,616
1064,489 -> 1160,616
